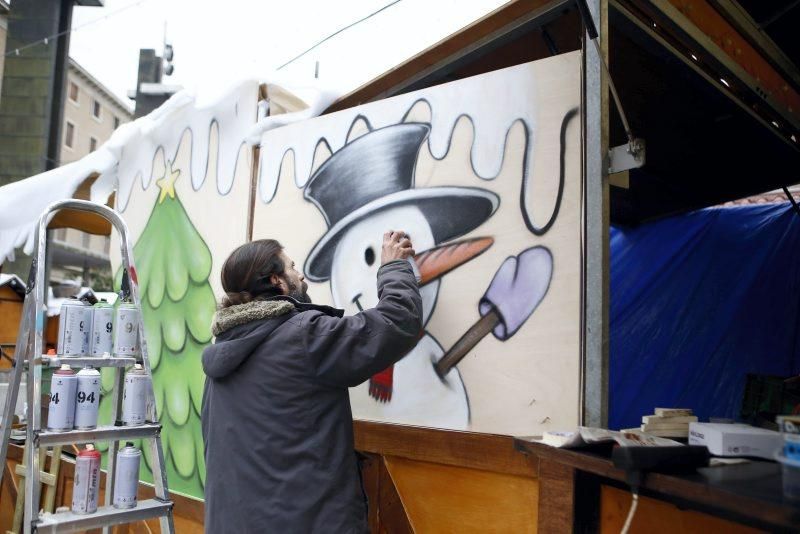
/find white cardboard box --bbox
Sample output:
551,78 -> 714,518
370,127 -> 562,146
688,423 -> 782,460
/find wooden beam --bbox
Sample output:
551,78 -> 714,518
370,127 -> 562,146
666,0 -> 800,123
353,421 -> 538,477
48,209 -> 112,236
537,459 -> 576,533
44,173 -> 116,235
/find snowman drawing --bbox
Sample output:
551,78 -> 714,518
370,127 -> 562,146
303,122 -> 499,429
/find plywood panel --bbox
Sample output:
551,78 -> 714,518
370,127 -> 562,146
253,52 -> 583,436
600,485 -> 761,534
384,456 -> 538,533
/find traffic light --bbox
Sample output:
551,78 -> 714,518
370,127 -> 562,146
163,44 -> 175,76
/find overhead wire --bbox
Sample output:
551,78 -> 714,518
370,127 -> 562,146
275,0 -> 403,71
3,0 -> 152,58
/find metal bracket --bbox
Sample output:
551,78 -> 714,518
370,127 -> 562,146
608,138 -> 646,174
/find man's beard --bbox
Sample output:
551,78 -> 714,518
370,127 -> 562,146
287,278 -> 311,304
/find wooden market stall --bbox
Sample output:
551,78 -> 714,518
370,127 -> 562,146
320,0 -> 800,531
2,0 -> 800,532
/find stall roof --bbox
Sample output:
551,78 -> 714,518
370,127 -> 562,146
726,0 -> 800,79
326,0 -> 800,224
326,0 -> 572,113
611,0 -> 800,223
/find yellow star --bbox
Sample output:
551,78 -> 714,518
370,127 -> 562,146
156,160 -> 180,204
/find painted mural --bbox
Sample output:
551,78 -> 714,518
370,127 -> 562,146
106,83 -> 259,498
103,51 -> 583,498
253,51 -> 583,434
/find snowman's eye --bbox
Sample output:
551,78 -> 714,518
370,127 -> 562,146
364,247 -> 375,266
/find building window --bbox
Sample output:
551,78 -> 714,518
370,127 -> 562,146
82,232 -> 90,249
92,99 -> 101,120
113,116 -> 120,129
55,228 -> 67,241
64,121 -> 75,149
69,82 -> 79,103
104,236 -> 111,254
90,137 -> 98,152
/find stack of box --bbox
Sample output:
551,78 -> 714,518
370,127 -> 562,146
639,408 -> 697,438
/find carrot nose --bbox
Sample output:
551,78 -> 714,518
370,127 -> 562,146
414,237 -> 494,286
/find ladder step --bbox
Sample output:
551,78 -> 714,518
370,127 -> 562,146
14,464 -> 57,486
36,423 -> 161,446
34,498 -> 173,533
39,356 -> 139,368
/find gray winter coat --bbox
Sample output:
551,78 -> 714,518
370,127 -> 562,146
201,260 -> 422,533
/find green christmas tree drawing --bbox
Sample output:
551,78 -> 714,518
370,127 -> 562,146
98,160 -> 214,498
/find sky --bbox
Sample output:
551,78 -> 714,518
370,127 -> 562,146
69,0 -> 508,108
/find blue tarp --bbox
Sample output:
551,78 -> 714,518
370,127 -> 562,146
610,203 -> 800,430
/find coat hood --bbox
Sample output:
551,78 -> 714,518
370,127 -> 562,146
202,300 -> 295,378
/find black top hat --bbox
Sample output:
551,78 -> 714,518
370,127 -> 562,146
303,123 -> 499,282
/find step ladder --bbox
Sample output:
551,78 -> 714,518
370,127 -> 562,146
0,200 -> 175,534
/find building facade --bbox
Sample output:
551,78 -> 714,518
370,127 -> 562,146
50,58 -> 133,286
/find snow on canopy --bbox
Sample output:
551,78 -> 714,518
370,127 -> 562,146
0,76 -> 340,265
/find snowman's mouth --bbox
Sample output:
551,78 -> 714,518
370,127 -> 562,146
352,293 -> 364,312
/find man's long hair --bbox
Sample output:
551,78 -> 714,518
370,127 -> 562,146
219,239 -> 286,308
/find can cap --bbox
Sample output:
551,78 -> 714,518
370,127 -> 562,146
134,364 -> 143,370
46,348 -> 56,355
78,444 -> 101,459
59,364 -> 71,371
126,441 -> 134,447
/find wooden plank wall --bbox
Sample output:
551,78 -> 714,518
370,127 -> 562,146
354,422 -> 539,533
600,485 -> 761,533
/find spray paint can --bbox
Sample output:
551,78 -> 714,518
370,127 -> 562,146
74,367 -> 101,430
122,364 -> 149,426
113,443 -> 141,509
47,364 -> 78,431
90,299 -> 114,356
113,301 -> 139,356
57,299 -> 92,356
406,257 -> 422,284
71,444 -> 101,514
